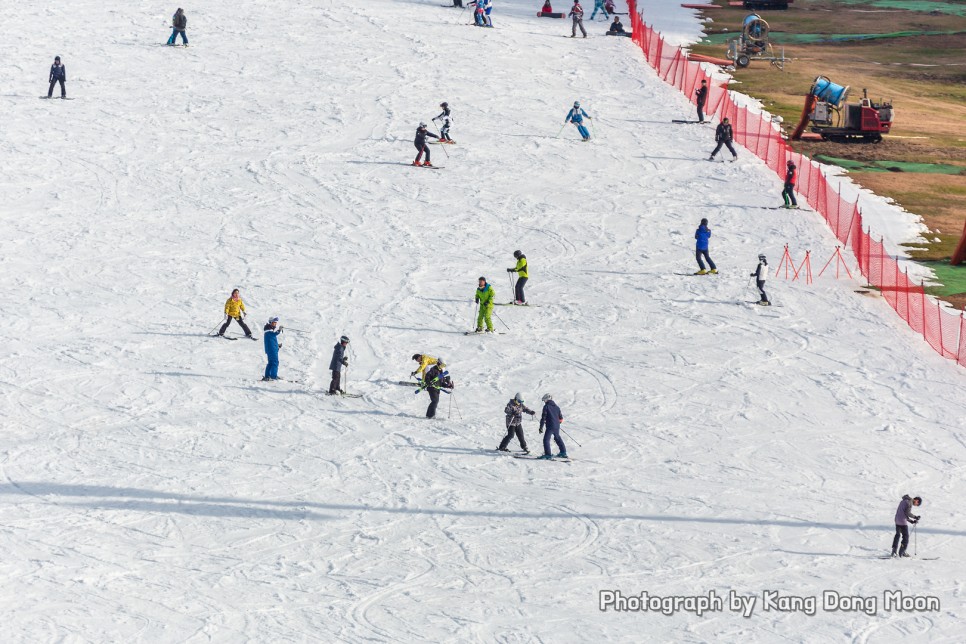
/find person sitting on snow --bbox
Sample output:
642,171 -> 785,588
541,0 -> 553,12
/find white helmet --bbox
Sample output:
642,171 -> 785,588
541,393 -> 552,402
514,392 -> 524,403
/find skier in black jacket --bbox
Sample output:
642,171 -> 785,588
328,335 -> 349,395
497,393 -> 535,453
413,122 -> 439,167
709,117 -> 737,162
167,8 -> 189,46
423,359 -> 453,418
695,79 -> 708,123
47,56 -> 66,99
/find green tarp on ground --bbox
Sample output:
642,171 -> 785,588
815,156 -> 966,175
922,262 -> 966,296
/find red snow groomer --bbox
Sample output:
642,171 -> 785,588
790,76 -> 894,143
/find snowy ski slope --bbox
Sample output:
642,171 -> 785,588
1,0 -> 964,641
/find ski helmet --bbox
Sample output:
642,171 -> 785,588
412,354 -> 421,361
758,254 -> 767,263
700,218 -> 708,226
269,316 -> 279,324
478,276 -> 487,282
437,357 -> 446,368
913,496 -> 923,505
514,392 -> 524,403
419,122 -> 427,128
441,102 -> 448,108
541,393 -> 552,402
787,160 -> 795,167
573,101 -> 580,108
513,250 -> 523,259
340,335 -> 350,343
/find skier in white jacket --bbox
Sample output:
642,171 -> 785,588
752,254 -> 770,305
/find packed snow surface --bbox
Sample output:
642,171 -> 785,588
1,0 -> 964,641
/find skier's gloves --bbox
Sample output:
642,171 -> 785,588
342,357 -> 349,366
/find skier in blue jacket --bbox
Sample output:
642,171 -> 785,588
262,317 -> 283,381
328,335 -> 350,395
47,56 -> 66,99
694,218 -> 717,275
565,101 -> 592,141
538,393 -> 567,459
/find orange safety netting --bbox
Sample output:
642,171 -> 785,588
625,0 -> 966,367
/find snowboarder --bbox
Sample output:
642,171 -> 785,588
751,254 -> 770,305
328,335 -> 350,395
433,102 -> 454,143
167,8 -> 188,46
411,353 -> 438,379
694,218 -> 717,275
506,250 -> 529,304
606,17 -> 628,36
891,494 -> 922,558
262,317 -> 283,381
782,160 -> 799,209
695,80 -> 708,123
498,393 -> 535,453
423,358 -> 454,418
413,122 -> 438,167
538,393 -> 566,459
709,117 -> 738,162
589,0 -> 609,20
565,101 -> 592,141
569,0 -> 587,38
218,289 -> 254,339
47,56 -> 66,99
474,276 -> 496,333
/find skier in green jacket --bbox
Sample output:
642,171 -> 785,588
506,250 -> 529,305
475,276 -> 495,333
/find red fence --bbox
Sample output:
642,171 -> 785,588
628,0 -> 965,368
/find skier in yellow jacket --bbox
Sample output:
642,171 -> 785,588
218,288 -> 254,339
506,250 -> 529,305
475,276 -> 495,333
411,354 -> 438,379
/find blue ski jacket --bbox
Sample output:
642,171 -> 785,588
695,224 -> 711,251
329,342 -> 347,372
539,400 -> 563,432
566,107 -> 589,124
263,326 -> 281,356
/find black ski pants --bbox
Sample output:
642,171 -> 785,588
499,424 -> 528,451
48,79 -> 66,98
515,276 -> 527,303
696,250 -> 716,271
696,100 -> 706,123
782,182 -> 798,207
711,140 -> 737,159
414,142 -> 430,164
426,387 -> 440,418
219,315 -> 252,337
756,279 -> 769,303
892,524 -> 909,555
329,370 -> 342,394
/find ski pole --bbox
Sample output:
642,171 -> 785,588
209,317 -> 226,336
562,427 -> 582,447
432,122 -> 450,158
473,301 -> 479,331
492,308 -> 511,331
452,390 -> 463,420
508,271 -> 514,301
556,123 -> 567,138
914,522 -> 917,556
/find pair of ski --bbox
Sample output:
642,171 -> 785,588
464,330 -> 506,335
513,453 -> 572,463
210,333 -> 258,341
407,162 -> 443,170
494,301 -> 536,307
877,555 -> 939,560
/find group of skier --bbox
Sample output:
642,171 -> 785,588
692,220 -> 770,305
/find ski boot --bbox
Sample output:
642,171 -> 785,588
694,269 -> 708,275
422,161 -> 433,167
709,269 -> 718,274
537,454 -> 553,460
497,447 -> 510,452
555,452 -> 568,459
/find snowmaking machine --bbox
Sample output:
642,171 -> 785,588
726,14 -> 787,70
790,76 -> 894,143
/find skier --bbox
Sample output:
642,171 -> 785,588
262,317 -> 283,381
218,288 -> 255,339
47,56 -> 66,99
709,117 -> 738,162
751,253 -> 770,305
604,0 -> 616,13
167,8 -> 188,46
413,122 -> 439,167
483,0 -> 494,27
474,276 -> 496,333
433,102 -> 454,143
328,335 -> 350,395
782,160 -> 799,209
565,101 -> 592,141
606,17 -> 628,36
411,353 -> 438,379
506,250 -> 529,304
695,79 -> 708,124
474,0 -> 486,26
891,494 -> 922,558
589,0 -> 609,21
423,358 -> 454,419
694,218 -> 718,275
569,0 -> 587,38
538,393 -> 567,460
498,393 -> 535,453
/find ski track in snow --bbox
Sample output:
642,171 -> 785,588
1,0 -> 965,640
